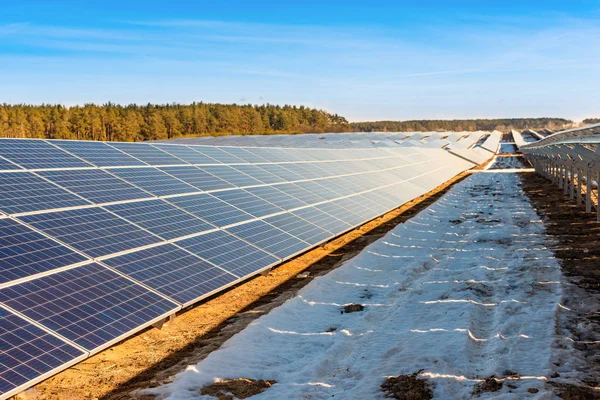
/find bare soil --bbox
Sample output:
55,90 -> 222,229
199,378 -> 276,400
15,171 -> 475,400
472,377 -> 503,397
381,371 -> 433,400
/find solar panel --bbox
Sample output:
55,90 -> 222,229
286,163 -> 325,179
191,146 -> 246,164
263,212 -> 332,245
334,197 -> 379,221
151,145 -> 220,165
197,165 -> 263,187
276,183 -> 327,205
220,147 -> 268,163
327,200 -> 366,225
38,169 -> 152,204
108,168 -> 198,197
293,205 -> 352,235
229,164 -> 286,184
105,199 -> 215,240
166,193 -> 254,227
18,208 -> 162,258
256,164 -> 303,181
0,307 -> 85,399
0,139 -> 92,169
176,230 -> 279,278
0,218 -> 88,284
244,185 -> 307,210
226,219 -> 308,259
0,156 -> 22,171
211,189 -> 284,218
109,142 -> 188,166
103,244 -> 238,306
0,172 -> 91,215
159,166 -> 234,191
0,263 -> 179,352
243,147 -> 289,163
50,140 -> 145,167
294,180 -> 341,200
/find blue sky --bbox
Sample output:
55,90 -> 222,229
1,1 -> 599,121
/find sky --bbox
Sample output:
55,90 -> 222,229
0,1 -> 599,121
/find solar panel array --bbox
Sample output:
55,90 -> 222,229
0,134 -> 491,399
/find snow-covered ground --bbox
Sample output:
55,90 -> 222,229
148,172 -> 571,399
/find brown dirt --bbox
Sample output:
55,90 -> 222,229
381,371 -> 433,400
14,170 -> 476,400
472,377 -> 503,397
548,382 -> 600,400
342,303 -> 365,313
199,378 -> 276,400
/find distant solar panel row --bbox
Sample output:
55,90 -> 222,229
0,137 -> 482,400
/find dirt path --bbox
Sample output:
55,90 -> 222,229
15,171 -> 474,400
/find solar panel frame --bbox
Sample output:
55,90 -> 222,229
176,230 -> 280,278
107,168 -> 199,197
0,306 -> 86,400
0,156 -> 23,171
103,244 -> 238,306
0,263 -> 179,352
0,172 -> 91,215
18,208 -> 163,259
0,139 -> 93,170
104,199 -> 215,240
0,218 -> 89,285
226,219 -> 309,259
37,169 -> 153,205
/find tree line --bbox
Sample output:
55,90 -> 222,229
349,118 -> 573,132
0,103 -> 349,141
582,118 -> 600,125
0,103 -> 587,141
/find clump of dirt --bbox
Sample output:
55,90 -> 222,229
472,376 -> 503,396
343,303 -> 365,313
449,219 -> 463,224
381,371 -> 433,400
476,218 -> 501,224
548,382 -> 600,399
200,378 -> 277,400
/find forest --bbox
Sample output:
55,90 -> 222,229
582,118 -> 600,125
0,103 -> 585,141
0,103 -> 349,141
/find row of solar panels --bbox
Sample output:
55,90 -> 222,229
0,137 -> 484,399
157,130 -> 502,149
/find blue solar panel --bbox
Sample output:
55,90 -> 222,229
166,193 -> 254,227
19,208 -> 162,258
191,147 -> 245,164
245,186 -> 307,210
211,189 -> 284,218
0,172 -> 91,215
263,213 -> 332,245
0,263 -> 179,351
159,166 -> 234,191
109,143 -> 188,166
176,230 -> 279,278
292,206 -> 351,235
105,199 -> 215,240
276,183 -> 326,205
230,165 -> 286,184
0,218 -> 88,284
325,200 -> 366,225
198,165 -> 263,187
108,168 -> 198,197
38,169 -> 152,204
259,164 -> 303,181
243,148 -> 289,163
226,220 -> 308,259
0,156 -> 22,170
49,140 -> 145,167
286,163 -> 325,179
334,197 -> 379,222
0,307 -> 85,399
152,145 -> 220,165
219,147 -> 267,163
0,139 -> 93,169
295,181 -> 341,200
103,244 -> 238,306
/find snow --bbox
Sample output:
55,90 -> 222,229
148,172 -> 572,399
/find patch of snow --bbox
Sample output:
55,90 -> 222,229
148,173 -> 575,399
